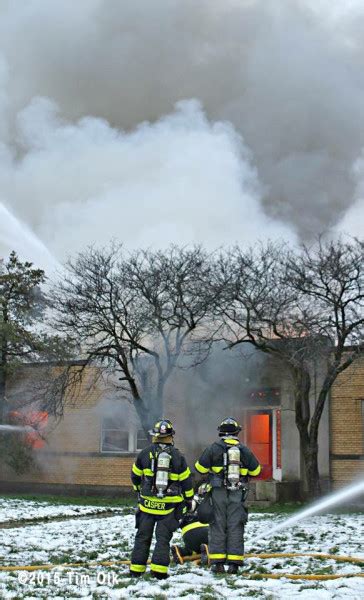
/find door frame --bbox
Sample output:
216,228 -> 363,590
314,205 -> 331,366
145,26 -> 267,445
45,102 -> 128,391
245,409 -> 273,480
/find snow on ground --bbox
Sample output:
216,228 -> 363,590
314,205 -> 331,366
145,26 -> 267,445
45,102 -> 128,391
0,499 -> 363,599
0,498 -> 122,523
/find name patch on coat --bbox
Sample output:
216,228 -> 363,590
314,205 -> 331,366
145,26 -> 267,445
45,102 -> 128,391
143,499 -> 166,510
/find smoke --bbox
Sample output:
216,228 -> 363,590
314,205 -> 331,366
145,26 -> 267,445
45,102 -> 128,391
166,343 -> 272,459
1,1 -> 364,262
0,97 -> 294,261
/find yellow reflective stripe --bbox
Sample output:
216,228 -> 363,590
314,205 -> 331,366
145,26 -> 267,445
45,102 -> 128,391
195,461 -> 209,474
150,563 -> 168,573
130,564 -> 146,573
224,439 -> 239,445
169,473 -> 179,481
181,521 -> 209,535
211,466 -> 223,473
140,495 -> 183,503
184,488 -> 194,498
248,465 -> 261,476
227,554 -> 244,561
138,504 -> 175,516
179,467 -> 191,481
240,468 -> 248,475
149,452 -> 154,459
209,554 -> 226,559
143,468 -> 154,477
132,463 -> 143,476
132,484 -> 140,491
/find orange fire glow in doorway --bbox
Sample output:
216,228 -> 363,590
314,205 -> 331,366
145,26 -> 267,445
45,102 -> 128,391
246,412 -> 272,479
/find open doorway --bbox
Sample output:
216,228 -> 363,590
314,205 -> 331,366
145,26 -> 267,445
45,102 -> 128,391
246,410 -> 273,479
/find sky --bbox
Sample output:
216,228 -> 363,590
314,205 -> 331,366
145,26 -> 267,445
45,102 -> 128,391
0,0 -> 364,269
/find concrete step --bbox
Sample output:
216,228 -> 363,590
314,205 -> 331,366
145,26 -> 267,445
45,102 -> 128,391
248,500 -> 273,508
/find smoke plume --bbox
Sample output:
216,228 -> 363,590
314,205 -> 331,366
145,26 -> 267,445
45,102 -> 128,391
1,0 -> 364,262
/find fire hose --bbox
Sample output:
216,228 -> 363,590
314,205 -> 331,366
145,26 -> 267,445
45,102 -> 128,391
0,552 -> 363,581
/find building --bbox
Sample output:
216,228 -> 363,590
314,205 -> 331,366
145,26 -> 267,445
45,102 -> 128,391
0,349 -> 362,500
330,355 -> 364,488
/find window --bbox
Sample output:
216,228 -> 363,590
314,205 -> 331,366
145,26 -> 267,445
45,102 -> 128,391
100,417 -> 148,453
136,429 -> 149,451
101,417 -> 129,453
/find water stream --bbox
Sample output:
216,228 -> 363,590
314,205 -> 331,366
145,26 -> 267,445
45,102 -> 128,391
0,202 -> 59,271
0,424 -> 34,433
258,479 -> 364,540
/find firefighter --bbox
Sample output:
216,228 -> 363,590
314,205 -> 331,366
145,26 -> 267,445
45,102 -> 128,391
130,419 -> 194,579
171,514 -> 209,565
195,417 -> 261,574
171,483 -> 211,565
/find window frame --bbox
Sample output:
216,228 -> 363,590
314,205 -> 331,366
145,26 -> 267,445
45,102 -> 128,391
100,418 -> 147,454
100,419 -> 131,454
135,428 -> 149,452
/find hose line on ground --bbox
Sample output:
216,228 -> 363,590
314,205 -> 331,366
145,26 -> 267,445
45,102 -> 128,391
0,551 -> 363,581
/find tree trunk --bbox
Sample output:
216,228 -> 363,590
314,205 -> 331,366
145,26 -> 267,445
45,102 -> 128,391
302,439 -> 321,499
0,366 -> 5,424
0,308 -> 8,424
293,366 -> 321,499
133,397 -> 153,436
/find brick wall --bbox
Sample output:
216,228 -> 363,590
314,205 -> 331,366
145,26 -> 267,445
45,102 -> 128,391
0,367 -> 136,493
330,357 -> 364,488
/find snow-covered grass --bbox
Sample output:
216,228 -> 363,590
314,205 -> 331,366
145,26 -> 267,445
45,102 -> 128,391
0,497 -> 123,524
0,498 -> 363,599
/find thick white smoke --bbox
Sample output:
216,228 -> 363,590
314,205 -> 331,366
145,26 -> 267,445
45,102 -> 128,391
0,98 -> 294,263
0,0 -> 364,264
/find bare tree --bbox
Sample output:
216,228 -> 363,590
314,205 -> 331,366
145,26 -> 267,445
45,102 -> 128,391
51,244 -> 214,432
213,239 -> 364,498
286,238 -> 364,495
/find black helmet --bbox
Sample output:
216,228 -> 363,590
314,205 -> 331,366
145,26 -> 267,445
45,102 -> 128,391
217,417 -> 241,436
149,419 -> 175,438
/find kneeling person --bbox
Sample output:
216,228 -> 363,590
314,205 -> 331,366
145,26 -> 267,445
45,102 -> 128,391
130,419 -> 194,579
172,483 -> 212,565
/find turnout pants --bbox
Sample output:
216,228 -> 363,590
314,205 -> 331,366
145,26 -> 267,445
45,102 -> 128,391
209,488 -> 246,566
179,524 -> 209,557
130,510 -> 179,576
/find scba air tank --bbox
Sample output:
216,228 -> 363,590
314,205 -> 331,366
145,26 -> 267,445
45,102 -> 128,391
227,446 -> 241,489
155,451 -> 171,498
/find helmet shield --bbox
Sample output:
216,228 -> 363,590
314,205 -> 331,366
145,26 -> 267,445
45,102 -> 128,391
217,417 -> 242,436
149,419 -> 175,438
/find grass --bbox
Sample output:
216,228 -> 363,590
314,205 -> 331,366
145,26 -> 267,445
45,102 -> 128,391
0,492 -> 134,508
252,502 -> 303,514
0,493 -> 304,513
2,493 -> 363,517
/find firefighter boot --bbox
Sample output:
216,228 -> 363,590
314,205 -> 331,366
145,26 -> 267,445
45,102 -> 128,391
171,545 -> 184,565
151,571 -> 169,580
211,563 -> 225,574
227,564 -> 239,575
200,544 -> 209,566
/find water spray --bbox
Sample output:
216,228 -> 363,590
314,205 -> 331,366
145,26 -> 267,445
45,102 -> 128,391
0,424 -> 35,434
257,479 -> 364,541
0,202 -> 59,272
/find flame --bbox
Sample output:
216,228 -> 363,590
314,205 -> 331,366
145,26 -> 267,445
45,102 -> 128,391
9,411 -> 48,449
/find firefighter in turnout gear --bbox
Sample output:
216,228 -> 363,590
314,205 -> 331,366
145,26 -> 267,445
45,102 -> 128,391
195,417 -> 261,574
171,483 -> 210,565
130,419 -> 194,579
